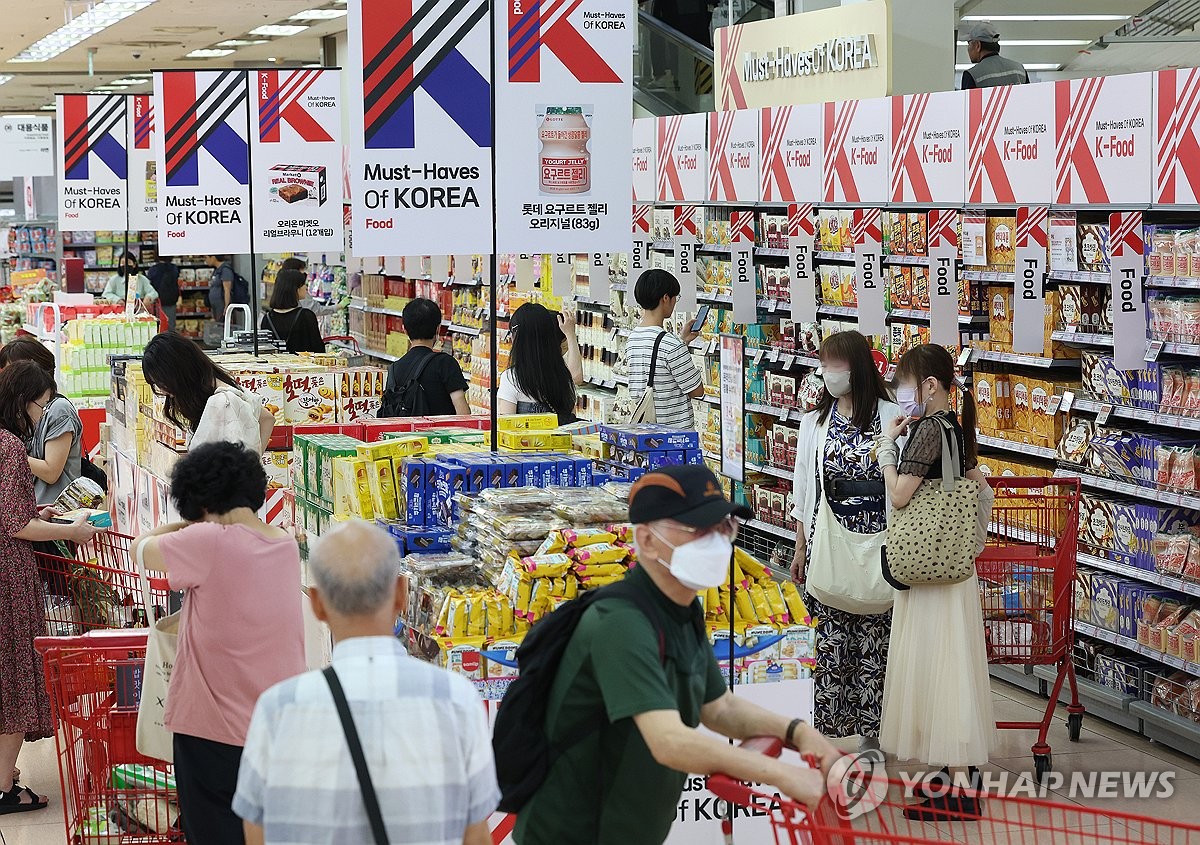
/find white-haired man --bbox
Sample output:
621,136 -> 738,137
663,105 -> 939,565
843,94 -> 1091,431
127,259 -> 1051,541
233,520 -> 498,845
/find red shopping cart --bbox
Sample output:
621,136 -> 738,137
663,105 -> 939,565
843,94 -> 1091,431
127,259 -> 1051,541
977,477 -> 1083,783
36,531 -> 173,635
709,738 -> 1200,844
36,631 -> 182,843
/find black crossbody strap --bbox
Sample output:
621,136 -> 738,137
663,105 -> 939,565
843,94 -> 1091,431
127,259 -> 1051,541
324,667 -> 390,845
647,329 -> 667,389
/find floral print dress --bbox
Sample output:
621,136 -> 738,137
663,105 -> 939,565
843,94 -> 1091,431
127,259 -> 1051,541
0,430 -> 53,740
804,408 -> 891,740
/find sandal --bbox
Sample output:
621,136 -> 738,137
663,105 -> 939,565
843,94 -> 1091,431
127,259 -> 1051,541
0,784 -> 48,814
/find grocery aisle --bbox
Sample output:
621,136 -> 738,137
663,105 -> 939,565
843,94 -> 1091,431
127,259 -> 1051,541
4,680 -> 1197,845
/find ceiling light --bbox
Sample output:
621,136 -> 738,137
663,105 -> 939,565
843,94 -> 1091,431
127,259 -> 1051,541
289,9 -> 347,20
39,104 -> 56,111
248,24 -> 309,37
217,39 -> 268,47
957,39 -> 1091,46
9,0 -> 158,63
961,15 -> 1130,22
109,77 -> 148,85
0,75 -> 12,86
186,48 -> 235,58
956,62 -> 1063,71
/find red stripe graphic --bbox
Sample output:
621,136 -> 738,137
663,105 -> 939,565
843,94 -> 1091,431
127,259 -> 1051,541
731,210 -> 754,243
968,86 -> 1015,203
1109,211 -> 1143,257
674,204 -> 698,237
708,112 -> 737,200
1015,206 -> 1049,249
761,106 -> 794,202
633,203 -> 651,234
928,209 -> 958,249
1157,69 -> 1200,203
788,202 -> 814,238
1056,77 -> 1108,204
853,207 -> 881,244
657,115 -> 683,201
823,100 -> 858,202
718,27 -> 746,111
891,93 -> 932,202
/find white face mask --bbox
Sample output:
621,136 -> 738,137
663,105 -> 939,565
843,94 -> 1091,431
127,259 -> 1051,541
651,527 -> 733,591
823,370 -> 852,398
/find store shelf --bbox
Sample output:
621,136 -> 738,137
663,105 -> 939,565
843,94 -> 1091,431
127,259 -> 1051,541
173,312 -> 210,319
976,434 -> 1057,461
817,304 -> 984,326
745,519 -> 796,542
1146,275 -> 1200,290
884,255 -> 929,267
583,376 -> 621,391
1050,329 -> 1114,346
746,461 -> 793,481
755,246 -> 789,258
448,324 -> 481,336
1050,270 -> 1110,284
971,349 -> 1081,369
1077,552 -> 1200,601
817,304 -> 858,318
329,340 -> 399,362
747,348 -> 821,370
179,284 -> 210,292
651,240 -> 674,251
1160,340 -> 1200,357
962,269 -> 1015,283
814,250 -> 854,262
746,401 -> 803,422
698,244 -> 732,255
351,303 -> 411,318
13,251 -> 56,260
1031,664 -> 1142,731
1054,467 -> 1200,511
989,664 -> 1042,696
698,292 -> 734,305
1069,397 -> 1200,432
1075,621 -> 1200,675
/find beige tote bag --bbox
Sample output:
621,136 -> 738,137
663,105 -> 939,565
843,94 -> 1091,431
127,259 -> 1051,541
135,543 -> 179,763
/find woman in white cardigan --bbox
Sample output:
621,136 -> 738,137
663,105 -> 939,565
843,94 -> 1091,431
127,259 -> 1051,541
790,330 -> 902,750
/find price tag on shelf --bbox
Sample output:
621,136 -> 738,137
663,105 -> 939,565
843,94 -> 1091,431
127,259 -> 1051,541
751,349 -> 764,364
957,347 -> 973,367
708,338 -> 719,355
782,354 -> 795,370
1146,339 -> 1165,361
885,364 -> 897,382
1058,391 -> 1075,415
1097,403 -> 1114,426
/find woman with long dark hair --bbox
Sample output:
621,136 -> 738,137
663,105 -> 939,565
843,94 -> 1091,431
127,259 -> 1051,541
790,330 -> 900,749
876,343 -> 993,820
261,269 -> 325,353
141,333 -> 273,453
497,303 -> 583,425
0,362 -> 99,815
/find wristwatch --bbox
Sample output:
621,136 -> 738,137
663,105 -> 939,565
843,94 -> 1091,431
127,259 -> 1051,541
785,717 -> 806,750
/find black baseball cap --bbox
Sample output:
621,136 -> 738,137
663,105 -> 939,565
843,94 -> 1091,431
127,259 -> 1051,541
629,465 -> 754,527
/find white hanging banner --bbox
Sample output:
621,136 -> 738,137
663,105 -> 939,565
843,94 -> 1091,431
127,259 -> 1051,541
674,205 -> 700,314
348,0 -> 492,255
657,113 -> 707,202
1013,207 -> 1049,355
128,94 -> 158,229
1109,211 -> 1146,371
57,94 -> 128,232
823,97 -> 889,204
494,0 -> 632,253
927,209 -> 960,347
631,203 -> 651,277
429,254 -> 450,281
891,90 -> 965,206
632,116 -> 656,203
730,211 -> 756,325
853,208 -> 885,336
1055,74 -> 1152,206
708,109 -> 760,203
251,68 -> 344,252
719,334 -> 746,482
589,253 -> 611,305
0,116 -> 54,178
155,70 -> 252,254
515,254 -> 536,291
788,203 -> 816,324
761,103 -> 822,204
1155,67 -> 1200,204
551,253 -> 574,296
967,81 -> 1054,205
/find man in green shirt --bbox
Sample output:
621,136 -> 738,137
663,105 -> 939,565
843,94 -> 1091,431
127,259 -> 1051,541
515,465 -> 841,845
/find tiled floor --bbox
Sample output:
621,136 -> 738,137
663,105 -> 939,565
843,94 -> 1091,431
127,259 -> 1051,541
5,680 -> 1200,844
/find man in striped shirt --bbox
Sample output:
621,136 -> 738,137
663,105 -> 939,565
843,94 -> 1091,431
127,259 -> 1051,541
627,269 -> 705,430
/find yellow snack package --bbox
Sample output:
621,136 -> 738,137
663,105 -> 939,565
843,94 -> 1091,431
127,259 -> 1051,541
448,594 -> 469,638
513,579 -> 533,620
500,599 -> 516,636
735,547 -> 768,581
606,523 -> 634,543
434,590 -> 453,636
781,581 -> 811,625
484,595 -> 503,637
564,574 -> 579,599
729,557 -> 749,591
748,583 -> 771,622
764,583 -> 789,625
568,543 -> 628,565
733,585 -> 756,621
536,531 -> 567,556
466,593 -> 487,637
572,562 -> 628,579
577,573 -> 625,589
562,528 -> 617,547
520,554 -> 573,578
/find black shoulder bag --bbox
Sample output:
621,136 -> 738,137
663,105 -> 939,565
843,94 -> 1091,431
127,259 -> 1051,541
324,666 -> 390,845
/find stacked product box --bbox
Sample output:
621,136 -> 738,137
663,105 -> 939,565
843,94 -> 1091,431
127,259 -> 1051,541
595,425 -> 703,484
1079,493 -> 1200,571
972,367 -> 1080,449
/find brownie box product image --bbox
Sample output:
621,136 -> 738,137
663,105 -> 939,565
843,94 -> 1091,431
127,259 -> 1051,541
268,164 -> 328,206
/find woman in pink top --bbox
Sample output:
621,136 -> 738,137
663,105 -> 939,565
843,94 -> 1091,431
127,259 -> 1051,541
134,441 -> 306,845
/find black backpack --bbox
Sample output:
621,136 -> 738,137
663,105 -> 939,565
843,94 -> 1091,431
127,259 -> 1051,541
379,352 -> 442,417
493,578 -> 698,814
230,270 -> 251,305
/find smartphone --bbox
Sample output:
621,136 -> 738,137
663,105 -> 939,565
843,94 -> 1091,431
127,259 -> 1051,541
690,305 -> 711,332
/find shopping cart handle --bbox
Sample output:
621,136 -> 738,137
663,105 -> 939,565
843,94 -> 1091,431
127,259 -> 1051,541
707,737 -> 787,805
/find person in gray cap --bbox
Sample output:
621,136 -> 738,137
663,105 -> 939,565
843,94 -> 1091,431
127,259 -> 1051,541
960,20 -> 1029,89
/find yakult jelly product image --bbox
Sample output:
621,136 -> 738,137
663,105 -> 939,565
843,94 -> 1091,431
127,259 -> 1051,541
538,105 -> 592,195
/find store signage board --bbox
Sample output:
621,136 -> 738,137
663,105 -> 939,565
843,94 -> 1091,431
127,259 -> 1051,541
631,203 -> 651,277
0,116 -> 54,178
1013,206 -> 1049,354
891,90 -> 965,206
22,178 -> 35,221
823,96 -> 889,204
961,211 -> 987,266
250,68 -> 344,252
1055,73 -> 1153,206
128,94 -> 158,229
551,253 -> 573,296
674,205 -> 700,313
494,0 -> 632,253
966,81 -> 1054,205
1109,211 -> 1146,370
760,103 -> 822,203
347,0 -> 492,255
719,333 -> 746,482
154,70 -> 252,254
56,94 -> 128,232
657,113 -> 708,202
708,109 -> 760,203
632,116 -> 656,203
515,254 -> 537,292
589,253 -> 611,305
730,211 -> 756,324
927,209 -> 959,346
1155,67 -> 1200,204
853,208 -> 885,335
789,203 -> 816,323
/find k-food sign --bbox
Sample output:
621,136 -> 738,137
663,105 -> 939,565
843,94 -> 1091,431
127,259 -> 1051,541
155,70 -> 251,254
348,0 -> 493,255
57,94 -> 128,231
128,94 -> 158,229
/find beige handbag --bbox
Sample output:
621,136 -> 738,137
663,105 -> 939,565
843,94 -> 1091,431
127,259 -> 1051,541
135,543 -> 180,763
885,415 -> 981,588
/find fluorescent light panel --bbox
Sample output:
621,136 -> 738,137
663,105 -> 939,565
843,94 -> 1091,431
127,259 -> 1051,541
956,62 -> 1062,71
9,0 -> 158,63
957,39 -> 1091,46
0,75 -> 12,86
289,9 -> 346,20
217,39 -> 268,47
961,14 -> 1130,22
248,24 -> 309,37
187,48 -> 235,58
